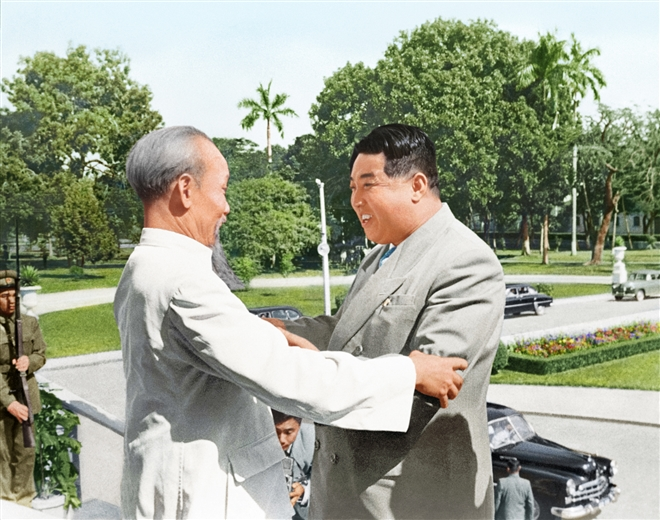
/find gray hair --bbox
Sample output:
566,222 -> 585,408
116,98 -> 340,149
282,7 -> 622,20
126,126 -> 212,201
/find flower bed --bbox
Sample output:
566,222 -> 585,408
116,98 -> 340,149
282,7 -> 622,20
505,322 -> 660,375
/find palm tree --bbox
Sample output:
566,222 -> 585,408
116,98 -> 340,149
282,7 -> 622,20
518,32 -> 570,130
237,80 -> 297,163
518,33 -> 605,262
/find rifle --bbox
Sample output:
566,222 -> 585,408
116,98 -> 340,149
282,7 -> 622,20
14,222 -> 35,448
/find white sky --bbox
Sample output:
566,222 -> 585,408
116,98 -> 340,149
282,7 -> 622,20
2,1 -> 659,149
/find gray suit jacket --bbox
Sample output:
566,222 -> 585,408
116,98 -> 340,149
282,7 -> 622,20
287,204 -> 505,519
494,474 -> 535,520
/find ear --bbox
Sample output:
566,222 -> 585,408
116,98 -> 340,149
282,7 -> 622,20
410,172 -> 428,202
174,174 -> 196,209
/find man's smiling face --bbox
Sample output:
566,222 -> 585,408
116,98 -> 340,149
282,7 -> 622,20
349,152 -> 416,245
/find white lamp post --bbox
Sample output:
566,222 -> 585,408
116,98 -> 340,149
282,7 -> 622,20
315,179 -> 331,315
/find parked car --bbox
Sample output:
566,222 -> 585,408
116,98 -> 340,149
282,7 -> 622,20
504,284 -> 553,316
488,402 -> 619,520
612,269 -> 660,301
248,305 -> 303,321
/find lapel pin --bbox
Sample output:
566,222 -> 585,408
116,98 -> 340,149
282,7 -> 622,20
383,297 -> 391,307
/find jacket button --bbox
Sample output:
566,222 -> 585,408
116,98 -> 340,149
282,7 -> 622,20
314,439 -> 321,451
330,453 -> 340,464
352,345 -> 363,356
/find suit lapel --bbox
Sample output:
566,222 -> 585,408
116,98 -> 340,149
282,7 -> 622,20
329,205 -> 454,352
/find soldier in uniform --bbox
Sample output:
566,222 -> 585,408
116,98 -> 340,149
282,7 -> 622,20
0,270 -> 47,506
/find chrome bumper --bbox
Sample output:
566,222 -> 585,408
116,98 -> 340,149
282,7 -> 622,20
551,486 -> 620,519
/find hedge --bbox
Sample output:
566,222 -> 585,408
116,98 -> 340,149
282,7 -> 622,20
506,335 -> 660,375
491,342 -> 509,374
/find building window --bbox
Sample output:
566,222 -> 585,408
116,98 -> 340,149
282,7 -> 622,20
634,216 -> 641,227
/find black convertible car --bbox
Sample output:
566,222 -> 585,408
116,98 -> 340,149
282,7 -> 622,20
504,283 -> 553,316
488,403 -> 619,520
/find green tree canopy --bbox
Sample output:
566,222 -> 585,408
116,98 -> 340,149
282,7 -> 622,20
220,175 -> 318,273
50,176 -> 118,265
1,45 -> 162,243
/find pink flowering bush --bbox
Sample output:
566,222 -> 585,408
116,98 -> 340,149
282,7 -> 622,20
512,322 -> 660,358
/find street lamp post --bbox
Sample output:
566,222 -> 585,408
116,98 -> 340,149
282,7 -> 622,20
571,143 -> 578,255
315,179 -> 331,315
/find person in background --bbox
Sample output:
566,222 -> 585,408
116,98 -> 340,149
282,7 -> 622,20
272,410 -> 314,520
0,270 -> 47,506
494,459 -> 535,520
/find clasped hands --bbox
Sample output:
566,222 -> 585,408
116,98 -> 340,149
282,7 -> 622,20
263,318 -> 467,409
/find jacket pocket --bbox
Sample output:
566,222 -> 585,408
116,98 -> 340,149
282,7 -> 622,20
227,433 -> 284,484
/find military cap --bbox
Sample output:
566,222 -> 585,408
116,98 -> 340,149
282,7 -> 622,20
0,269 -> 17,290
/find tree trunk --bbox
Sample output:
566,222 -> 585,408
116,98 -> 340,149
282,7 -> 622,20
542,214 -> 550,265
520,213 -> 531,256
581,182 -> 595,249
587,165 -> 620,265
621,197 -> 633,249
267,118 -> 272,164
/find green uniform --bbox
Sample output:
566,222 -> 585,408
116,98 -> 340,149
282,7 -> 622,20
0,313 -> 47,506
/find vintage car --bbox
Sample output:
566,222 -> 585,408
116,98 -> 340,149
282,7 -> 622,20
248,305 -> 303,321
504,283 -> 553,316
488,402 -> 619,520
612,269 -> 660,301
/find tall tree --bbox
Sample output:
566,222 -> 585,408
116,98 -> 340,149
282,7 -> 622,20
50,176 -> 118,265
518,32 -> 604,262
220,175 -> 318,273
300,19 -> 533,242
1,45 -> 162,247
237,80 -> 297,164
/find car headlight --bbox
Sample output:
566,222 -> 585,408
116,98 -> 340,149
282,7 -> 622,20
566,478 -> 577,497
609,460 -> 618,479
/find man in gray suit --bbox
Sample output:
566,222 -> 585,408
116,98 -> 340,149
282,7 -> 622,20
494,459 -> 535,520
270,124 -> 504,518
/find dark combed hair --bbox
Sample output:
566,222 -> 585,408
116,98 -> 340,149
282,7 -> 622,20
271,409 -> 302,425
349,124 -> 440,196
506,459 -> 521,472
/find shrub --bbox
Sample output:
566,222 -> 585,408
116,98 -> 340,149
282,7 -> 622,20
534,283 -> 554,298
69,266 -> 85,279
614,236 -> 625,247
34,385 -> 82,509
230,256 -> 261,285
507,336 -> 660,374
491,342 -> 509,374
21,265 -> 41,286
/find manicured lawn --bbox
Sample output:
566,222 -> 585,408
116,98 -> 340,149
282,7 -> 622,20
490,350 -> 660,391
499,249 -> 659,276
40,303 -> 120,358
547,284 -> 609,298
234,286 -> 349,317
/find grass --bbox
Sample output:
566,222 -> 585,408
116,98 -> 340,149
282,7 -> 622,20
490,350 -> 660,391
20,248 -> 660,293
40,303 -> 120,358
547,284 -> 609,298
499,249 -> 660,276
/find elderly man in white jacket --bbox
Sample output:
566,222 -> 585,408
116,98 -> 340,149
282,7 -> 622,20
114,126 -> 468,519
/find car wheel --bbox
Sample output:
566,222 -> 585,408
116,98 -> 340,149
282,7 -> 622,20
534,303 -> 546,316
614,295 -> 624,301
533,498 -> 541,520
636,289 -> 645,302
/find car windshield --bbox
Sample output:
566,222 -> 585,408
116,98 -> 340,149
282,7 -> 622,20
488,415 -> 536,450
630,273 -> 648,281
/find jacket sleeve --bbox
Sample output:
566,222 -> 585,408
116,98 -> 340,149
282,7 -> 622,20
0,371 -> 16,409
166,274 -> 416,432
25,317 -> 47,375
407,241 -> 504,374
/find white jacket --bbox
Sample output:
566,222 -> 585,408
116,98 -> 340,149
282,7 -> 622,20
114,228 -> 417,519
